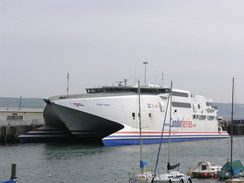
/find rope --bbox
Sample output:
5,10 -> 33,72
152,84 -> 172,178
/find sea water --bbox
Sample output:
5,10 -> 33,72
0,136 -> 243,183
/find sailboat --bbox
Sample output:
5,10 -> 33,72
217,78 -> 244,183
129,81 -> 192,183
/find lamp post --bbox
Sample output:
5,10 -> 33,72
19,96 -> 22,110
143,62 -> 148,84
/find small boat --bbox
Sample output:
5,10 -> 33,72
1,164 -> 17,183
1,180 -> 15,183
190,161 -> 221,178
225,177 -> 244,183
129,169 -> 191,183
129,81 -> 192,183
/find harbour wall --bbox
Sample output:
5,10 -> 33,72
225,124 -> 244,135
221,120 -> 244,135
0,124 -> 43,142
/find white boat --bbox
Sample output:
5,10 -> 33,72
19,82 -> 229,145
129,170 -> 192,183
225,178 -> 244,183
190,161 -> 221,178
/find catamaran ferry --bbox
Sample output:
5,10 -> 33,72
19,83 -> 229,145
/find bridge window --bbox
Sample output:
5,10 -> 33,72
172,102 -> 191,108
207,116 -> 215,120
199,115 -> 206,120
172,91 -> 189,97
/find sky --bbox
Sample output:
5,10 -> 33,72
1,0 -> 244,103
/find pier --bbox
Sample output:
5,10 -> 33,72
0,124 -> 43,142
0,108 -> 44,142
222,120 -> 244,135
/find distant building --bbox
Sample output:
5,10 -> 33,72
0,108 -> 44,126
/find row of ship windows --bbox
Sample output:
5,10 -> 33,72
172,102 -> 211,109
193,115 -> 216,120
86,88 -> 190,96
172,102 -> 191,108
6,114 -> 215,122
132,113 -> 216,120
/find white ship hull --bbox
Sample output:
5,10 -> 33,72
19,85 -> 229,145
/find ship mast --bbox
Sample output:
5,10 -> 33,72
230,77 -> 234,179
67,72 -> 70,96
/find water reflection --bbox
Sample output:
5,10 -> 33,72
42,141 -> 105,161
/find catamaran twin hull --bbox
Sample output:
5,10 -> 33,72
18,86 -> 229,145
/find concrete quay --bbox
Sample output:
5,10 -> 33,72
0,124 -> 43,142
0,108 -> 44,142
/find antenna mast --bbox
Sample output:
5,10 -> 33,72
161,72 -> 164,86
143,62 -> 148,84
67,72 -> 69,96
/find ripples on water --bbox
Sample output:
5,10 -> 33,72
0,136 -> 243,183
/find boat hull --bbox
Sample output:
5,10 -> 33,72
129,171 -> 192,183
18,125 -> 71,143
19,103 -> 124,143
191,172 -> 218,178
102,131 -> 229,146
49,103 -> 124,140
225,178 -> 244,183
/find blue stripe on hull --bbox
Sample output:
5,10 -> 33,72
102,136 -> 228,146
105,134 -> 229,138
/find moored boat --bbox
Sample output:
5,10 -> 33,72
191,161 -> 221,178
19,82 -> 229,145
225,177 -> 244,183
129,170 -> 192,183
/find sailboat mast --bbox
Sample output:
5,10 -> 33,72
167,81 -> 173,164
153,82 -> 171,176
138,81 -> 143,173
230,77 -> 234,175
